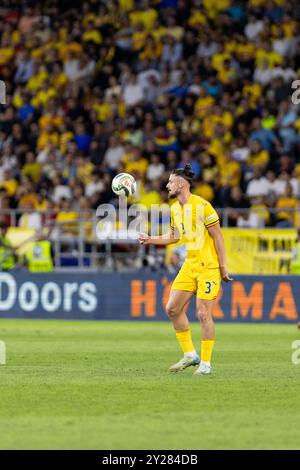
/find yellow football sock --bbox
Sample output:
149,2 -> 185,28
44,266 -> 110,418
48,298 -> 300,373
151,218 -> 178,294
176,329 -> 195,354
201,340 -> 215,363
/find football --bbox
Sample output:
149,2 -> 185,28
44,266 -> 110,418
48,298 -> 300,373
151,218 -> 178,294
112,173 -> 136,197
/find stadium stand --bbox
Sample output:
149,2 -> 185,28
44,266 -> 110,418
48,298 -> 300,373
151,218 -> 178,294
1,0 -> 300,268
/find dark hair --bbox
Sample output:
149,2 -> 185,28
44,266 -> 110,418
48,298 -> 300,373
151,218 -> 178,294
172,164 -> 195,184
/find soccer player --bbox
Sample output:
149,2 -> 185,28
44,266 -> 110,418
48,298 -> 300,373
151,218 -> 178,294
139,164 -> 232,375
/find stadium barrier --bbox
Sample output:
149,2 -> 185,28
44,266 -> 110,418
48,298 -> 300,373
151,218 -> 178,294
2,208 -> 299,272
0,271 -> 299,323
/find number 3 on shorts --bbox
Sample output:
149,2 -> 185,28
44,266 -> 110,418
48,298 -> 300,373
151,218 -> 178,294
205,282 -> 211,294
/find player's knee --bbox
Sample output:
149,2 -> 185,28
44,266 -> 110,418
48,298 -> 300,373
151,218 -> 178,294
165,302 -> 180,319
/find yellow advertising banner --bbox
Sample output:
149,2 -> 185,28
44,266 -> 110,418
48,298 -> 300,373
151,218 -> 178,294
223,229 -> 297,275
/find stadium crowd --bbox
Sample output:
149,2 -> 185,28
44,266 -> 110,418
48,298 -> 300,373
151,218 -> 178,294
1,0 -> 300,235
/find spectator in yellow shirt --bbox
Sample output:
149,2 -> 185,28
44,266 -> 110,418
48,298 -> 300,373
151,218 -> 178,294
56,198 -> 79,236
194,179 -> 215,202
132,22 -> 147,51
130,7 -> 158,31
217,58 -> 237,84
35,193 -> 49,212
27,64 -> 49,92
247,140 -> 270,171
194,87 -> 215,118
0,169 -> 18,197
123,148 -> 148,178
219,152 -> 241,187
82,22 -> 102,45
276,183 -> 298,227
139,35 -> 162,61
21,151 -> 41,183
0,44 -> 14,65
249,196 -> 271,227
17,176 -> 39,209
76,156 -> 95,186
255,42 -> 282,68
50,62 -> 68,89
137,180 -> 163,209
37,124 -> 59,150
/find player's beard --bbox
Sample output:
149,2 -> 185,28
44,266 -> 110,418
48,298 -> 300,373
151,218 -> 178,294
168,189 -> 180,199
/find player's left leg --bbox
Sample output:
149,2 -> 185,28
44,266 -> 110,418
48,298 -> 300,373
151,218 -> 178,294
194,269 -> 221,375
194,298 -> 216,375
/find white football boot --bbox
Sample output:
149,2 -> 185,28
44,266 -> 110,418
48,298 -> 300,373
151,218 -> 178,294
169,354 -> 200,373
193,362 -> 212,376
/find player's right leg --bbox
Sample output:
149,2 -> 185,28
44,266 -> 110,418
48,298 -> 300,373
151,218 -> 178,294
165,289 -> 199,372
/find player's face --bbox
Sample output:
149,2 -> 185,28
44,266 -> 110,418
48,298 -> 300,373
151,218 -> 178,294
166,175 -> 181,199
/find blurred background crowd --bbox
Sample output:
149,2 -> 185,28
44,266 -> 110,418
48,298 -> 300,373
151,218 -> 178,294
1,0 -> 300,237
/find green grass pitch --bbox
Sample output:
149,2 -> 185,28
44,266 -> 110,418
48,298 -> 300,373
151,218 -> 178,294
0,319 -> 300,450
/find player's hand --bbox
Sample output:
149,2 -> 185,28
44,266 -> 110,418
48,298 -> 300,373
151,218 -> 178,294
138,233 -> 150,245
220,267 -> 233,282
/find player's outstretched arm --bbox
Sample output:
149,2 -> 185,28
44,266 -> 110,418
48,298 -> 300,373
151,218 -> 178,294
208,222 -> 233,282
138,227 -> 180,246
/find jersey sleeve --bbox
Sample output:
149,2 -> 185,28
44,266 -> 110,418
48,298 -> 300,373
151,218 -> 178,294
204,202 -> 219,228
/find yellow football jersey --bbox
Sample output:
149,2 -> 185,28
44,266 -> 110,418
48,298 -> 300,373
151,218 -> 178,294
170,194 -> 219,271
